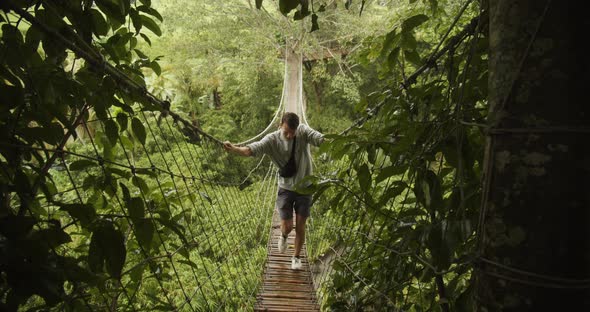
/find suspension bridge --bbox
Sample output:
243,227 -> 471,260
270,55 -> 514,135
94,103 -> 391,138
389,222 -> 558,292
0,2 -> 493,311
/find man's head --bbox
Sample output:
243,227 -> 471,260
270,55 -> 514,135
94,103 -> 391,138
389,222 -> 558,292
280,112 -> 299,140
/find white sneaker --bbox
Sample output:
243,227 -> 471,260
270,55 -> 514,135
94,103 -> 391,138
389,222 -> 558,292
278,235 -> 287,253
291,256 -> 302,270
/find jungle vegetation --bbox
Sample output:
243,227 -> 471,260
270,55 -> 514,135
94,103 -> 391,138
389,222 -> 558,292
0,0 -> 587,311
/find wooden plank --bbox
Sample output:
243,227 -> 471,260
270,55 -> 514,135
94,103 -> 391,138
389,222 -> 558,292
255,304 -> 319,310
255,305 -> 319,311
255,305 -> 319,312
260,288 -> 315,294
260,282 -> 314,288
259,292 -> 316,300
257,298 -> 318,306
261,278 -> 311,284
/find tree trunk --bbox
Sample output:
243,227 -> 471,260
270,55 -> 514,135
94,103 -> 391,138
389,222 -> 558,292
478,1 -> 590,311
213,87 -> 222,109
312,80 -> 323,110
303,61 -> 323,111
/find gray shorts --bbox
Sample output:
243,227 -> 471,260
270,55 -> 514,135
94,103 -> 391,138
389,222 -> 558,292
276,188 -> 312,220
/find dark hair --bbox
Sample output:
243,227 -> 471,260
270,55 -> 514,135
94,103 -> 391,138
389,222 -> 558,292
281,112 -> 299,130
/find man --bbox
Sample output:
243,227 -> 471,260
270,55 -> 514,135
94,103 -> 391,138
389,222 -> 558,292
223,112 -> 324,270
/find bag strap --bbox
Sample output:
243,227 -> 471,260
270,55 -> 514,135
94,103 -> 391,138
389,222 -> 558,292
290,136 -> 297,159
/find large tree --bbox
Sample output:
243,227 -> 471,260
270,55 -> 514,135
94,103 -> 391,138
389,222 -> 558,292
478,1 -> 589,310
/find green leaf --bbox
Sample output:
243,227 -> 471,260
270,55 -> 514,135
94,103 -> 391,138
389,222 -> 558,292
329,138 -> 352,160
130,9 -> 142,34
156,218 -> 188,245
24,25 -> 43,53
104,119 -> 119,146
357,164 -> 371,192
89,223 -> 126,278
134,48 -> 148,60
60,204 -> 97,228
415,170 -> 443,211
139,15 -> 162,36
127,197 -> 145,221
135,218 -> 155,251
120,135 -> 134,149
310,13 -> 319,32
428,0 -> 438,12
200,192 -> 212,204
95,0 -> 126,26
359,0 -> 366,16
116,112 -> 128,132
120,182 -> 131,203
311,183 -> 331,205
129,36 -> 138,50
387,46 -> 401,69
129,262 -> 146,285
20,125 -> 62,146
178,259 -> 199,270
13,169 -> 32,197
345,0 -> 352,9
32,224 -> 72,248
140,33 -> 151,46
104,225 -> 126,278
109,167 -> 132,179
278,0 -> 299,15
90,9 -> 109,36
137,5 -> 163,22
398,207 -> 425,219
2,24 -> 23,46
381,28 -> 400,55
401,31 -> 417,50
378,181 -> 408,206
404,49 -> 422,66
131,117 -> 146,145
255,0 -> 263,9
150,61 -> 161,76
294,175 -> 321,195
293,10 -> 305,20
427,223 -> 451,270
134,168 -> 157,178
70,159 -> 96,171
401,14 -> 429,32
375,164 -> 406,184
0,83 -> 24,113
367,146 -> 377,165
132,176 -> 149,194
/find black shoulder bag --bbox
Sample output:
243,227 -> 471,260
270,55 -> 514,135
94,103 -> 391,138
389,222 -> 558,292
279,136 -> 297,178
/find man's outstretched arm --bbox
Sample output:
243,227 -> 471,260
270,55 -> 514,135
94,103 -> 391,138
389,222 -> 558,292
304,125 -> 324,147
223,142 -> 253,157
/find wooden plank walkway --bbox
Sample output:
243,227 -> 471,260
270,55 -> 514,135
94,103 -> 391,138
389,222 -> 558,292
255,210 -> 320,312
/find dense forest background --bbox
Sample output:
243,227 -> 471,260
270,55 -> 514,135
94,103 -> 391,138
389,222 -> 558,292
1,0 -> 587,311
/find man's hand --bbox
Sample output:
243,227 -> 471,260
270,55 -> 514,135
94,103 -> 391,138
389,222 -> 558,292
223,141 -> 253,157
223,141 -> 234,152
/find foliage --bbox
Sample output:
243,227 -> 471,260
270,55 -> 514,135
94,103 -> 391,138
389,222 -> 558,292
304,0 -> 488,310
143,0 -> 399,142
0,1 -> 271,311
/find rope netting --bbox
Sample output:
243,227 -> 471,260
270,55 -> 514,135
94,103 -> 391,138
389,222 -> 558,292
0,2 -> 281,311
304,1 -> 488,309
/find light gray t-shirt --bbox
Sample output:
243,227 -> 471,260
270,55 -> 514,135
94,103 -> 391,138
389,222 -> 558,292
247,124 -> 324,191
